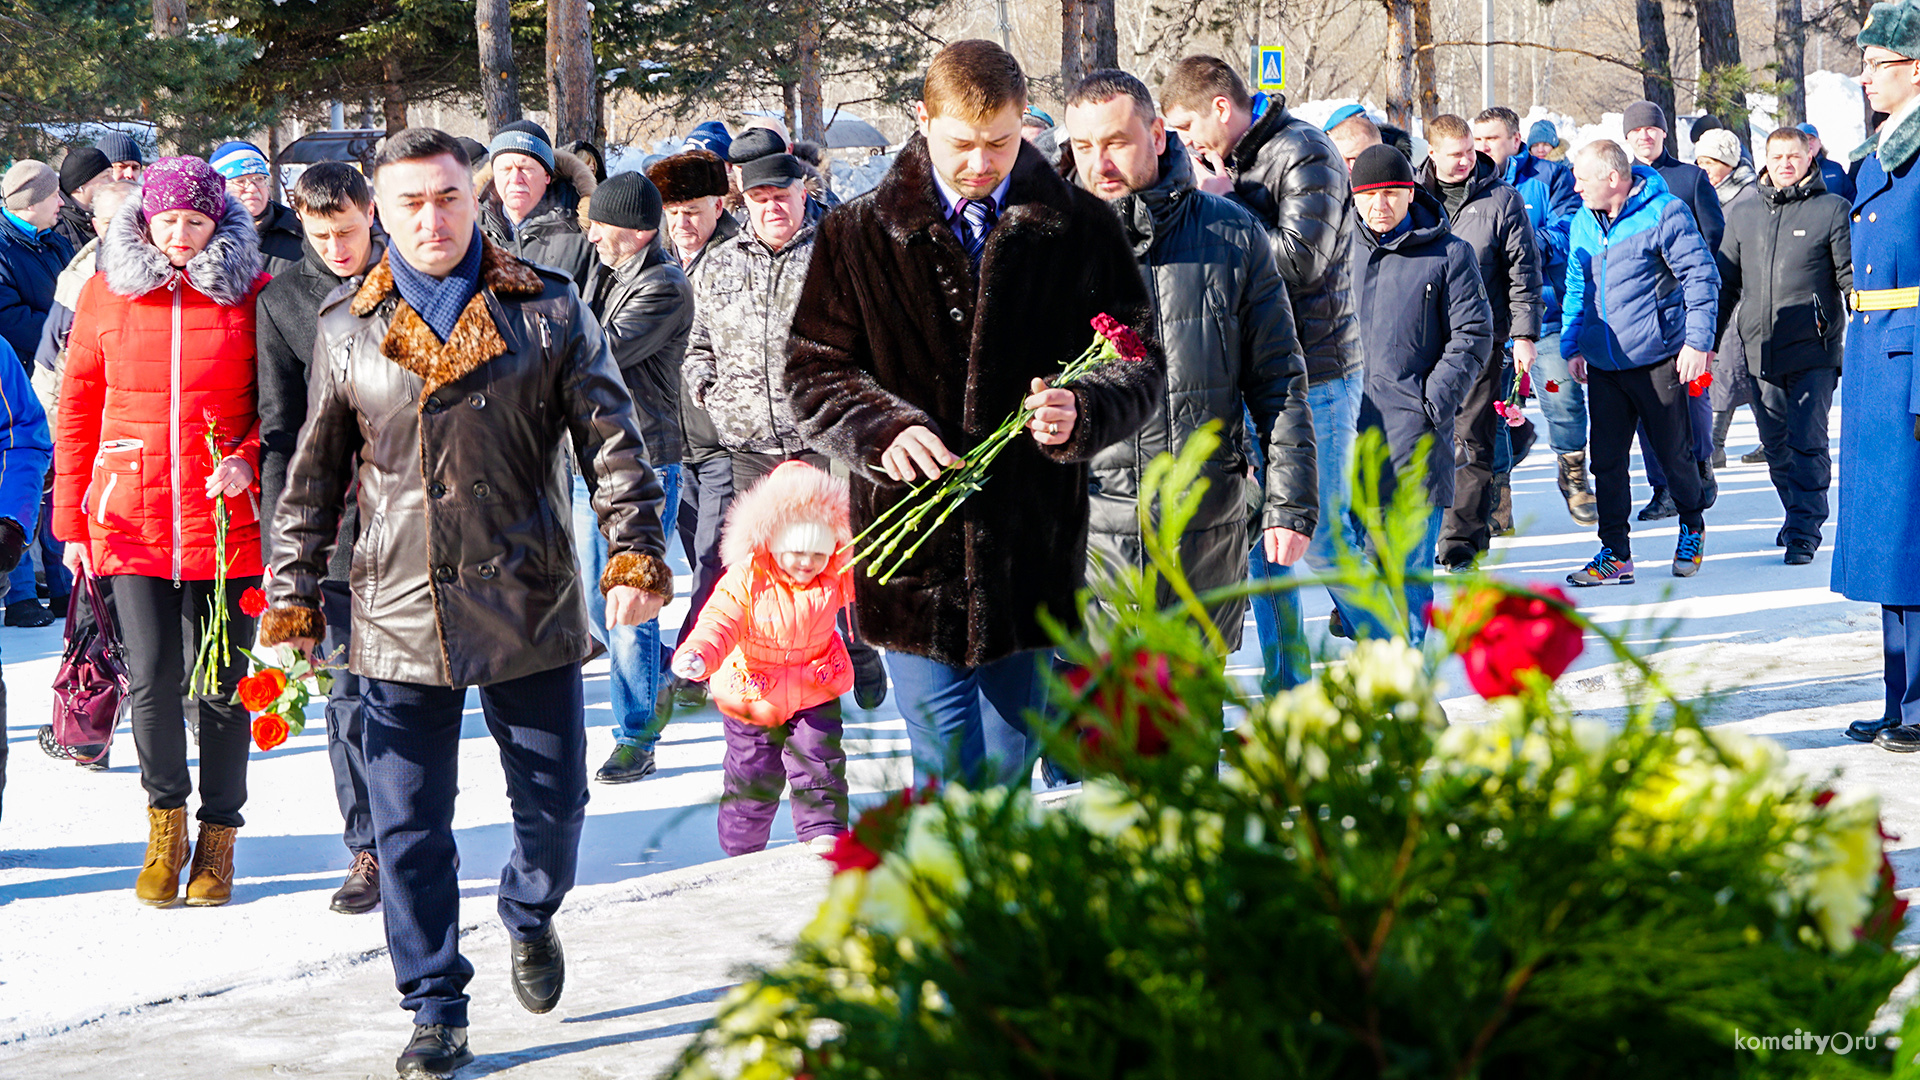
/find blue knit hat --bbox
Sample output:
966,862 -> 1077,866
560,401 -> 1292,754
683,121 -> 732,158
210,141 -> 269,179
489,128 -> 555,174
1527,120 -> 1559,148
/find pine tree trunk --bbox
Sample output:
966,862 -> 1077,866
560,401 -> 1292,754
1086,0 -> 1117,69
477,0 -> 520,133
151,0 -> 185,37
1698,0 -> 1746,122
547,0 -> 596,145
1774,0 -> 1807,126
1636,0 -> 1676,125
798,14 -> 825,143
1062,0 -> 1083,92
1411,0 -> 1438,121
383,55 -> 408,134
782,82 -> 799,141
1384,0 -> 1415,128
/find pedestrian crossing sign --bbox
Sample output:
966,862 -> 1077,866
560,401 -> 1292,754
1257,46 -> 1285,92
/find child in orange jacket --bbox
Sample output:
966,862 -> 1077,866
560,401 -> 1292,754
672,461 -> 855,855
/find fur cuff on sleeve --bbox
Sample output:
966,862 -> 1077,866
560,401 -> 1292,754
602,550 -> 675,601
258,603 -> 325,646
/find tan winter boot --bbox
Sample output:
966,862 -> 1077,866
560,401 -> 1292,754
185,823 -> 237,907
135,806 -> 190,907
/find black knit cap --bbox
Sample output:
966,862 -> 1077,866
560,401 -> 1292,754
588,170 -> 663,231
496,119 -> 553,146
1350,143 -> 1415,193
1623,100 -> 1667,134
729,126 -> 788,164
59,148 -> 110,194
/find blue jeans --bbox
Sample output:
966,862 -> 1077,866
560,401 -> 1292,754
1248,375 -> 1376,693
886,649 -> 1042,788
1386,508 -> 1446,648
1531,333 -> 1588,455
572,465 -> 682,750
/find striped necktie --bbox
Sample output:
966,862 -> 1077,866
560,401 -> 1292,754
957,196 -> 996,269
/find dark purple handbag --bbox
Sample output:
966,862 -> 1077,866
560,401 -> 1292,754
48,572 -> 128,762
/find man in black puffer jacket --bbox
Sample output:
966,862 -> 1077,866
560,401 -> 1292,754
1061,70 -> 1317,648
1159,54 -> 1361,689
1718,126 -> 1852,564
1347,145 -> 1493,644
1417,115 -> 1541,569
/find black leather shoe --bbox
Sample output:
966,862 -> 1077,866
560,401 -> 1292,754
851,646 -> 888,710
1741,446 -> 1768,465
510,927 -> 565,1013
5,599 -> 53,627
594,744 -> 657,784
1637,488 -> 1678,521
1846,716 -> 1902,743
396,1024 -> 472,1078
671,677 -> 707,709
1785,540 -> 1816,566
1877,725 -> 1920,752
330,850 -> 380,914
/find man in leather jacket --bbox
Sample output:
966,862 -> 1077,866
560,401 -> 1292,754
258,128 -> 674,1079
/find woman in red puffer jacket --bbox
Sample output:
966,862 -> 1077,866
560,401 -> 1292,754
53,156 -> 268,910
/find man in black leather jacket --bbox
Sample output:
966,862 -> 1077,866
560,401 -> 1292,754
1159,54 -> 1366,690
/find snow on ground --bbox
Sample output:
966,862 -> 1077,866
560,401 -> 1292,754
1,385 -> 1912,1076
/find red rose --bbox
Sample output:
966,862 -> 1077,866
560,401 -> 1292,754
239,586 -> 268,618
1687,371 -> 1713,397
1433,584 -> 1584,699
823,832 -> 882,875
1090,313 -> 1148,363
236,668 -> 288,712
252,712 -> 290,751
1067,650 -> 1185,758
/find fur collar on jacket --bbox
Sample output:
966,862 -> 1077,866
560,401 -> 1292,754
100,194 -> 262,306
719,460 -> 850,570
872,134 -> 1075,248
351,235 -> 546,398
474,148 -> 599,220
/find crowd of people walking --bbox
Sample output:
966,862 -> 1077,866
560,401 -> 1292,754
4,4 -> 1920,1072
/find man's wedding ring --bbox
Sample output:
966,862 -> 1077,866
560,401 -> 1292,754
1046,422 -> 1058,435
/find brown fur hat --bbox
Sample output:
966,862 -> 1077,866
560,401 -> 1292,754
647,149 -> 729,205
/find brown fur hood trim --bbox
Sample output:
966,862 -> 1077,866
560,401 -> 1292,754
258,603 -> 325,647
600,550 -> 676,600
350,236 -> 546,398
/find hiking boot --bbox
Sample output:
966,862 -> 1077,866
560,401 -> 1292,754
510,926 -> 565,1013
1567,548 -> 1634,587
396,1025 -> 473,1079
1741,446 -> 1768,465
1490,477 -> 1514,536
5,599 -> 53,627
1637,488 -> 1678,521
594,743 -> 657,784
1672,524 -> 1706,578
1556,452 -> 1598,525
851,645 -> 888,710
135,806 -> 190,907
1697,461 -> 1718,510
330,850 -> 380,914
185,822 -> 237,907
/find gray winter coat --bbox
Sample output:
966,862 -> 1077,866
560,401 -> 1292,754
587,240 -> 693,466
684,222 -> 816,456
1416,152 -> 1541,343
1224,95 -> 1359,386
1079,139 -> 1316,648
1719,168 -> 1853,381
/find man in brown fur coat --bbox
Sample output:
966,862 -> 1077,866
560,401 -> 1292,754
786,40 -> 1164,789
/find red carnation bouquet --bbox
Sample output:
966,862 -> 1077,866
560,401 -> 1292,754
849,314 -> 1149,584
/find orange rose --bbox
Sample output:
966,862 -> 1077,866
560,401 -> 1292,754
236,668 -> 288,712
252,713 -> 290,752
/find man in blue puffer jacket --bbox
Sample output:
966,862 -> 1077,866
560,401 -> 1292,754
0,335 -> 54,821
1473,107 -> 1596,525
1561,140 -> 1720,586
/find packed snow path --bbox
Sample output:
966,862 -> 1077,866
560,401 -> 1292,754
2,390 -> 1914,1076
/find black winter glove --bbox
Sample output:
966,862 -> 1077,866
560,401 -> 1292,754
0,517 -> 27,575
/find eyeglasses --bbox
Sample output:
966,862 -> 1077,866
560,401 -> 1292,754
1862,55 -> 1917,76
227,175 -> 270,192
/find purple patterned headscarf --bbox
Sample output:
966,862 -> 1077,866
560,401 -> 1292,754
139,156 -> 227,222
